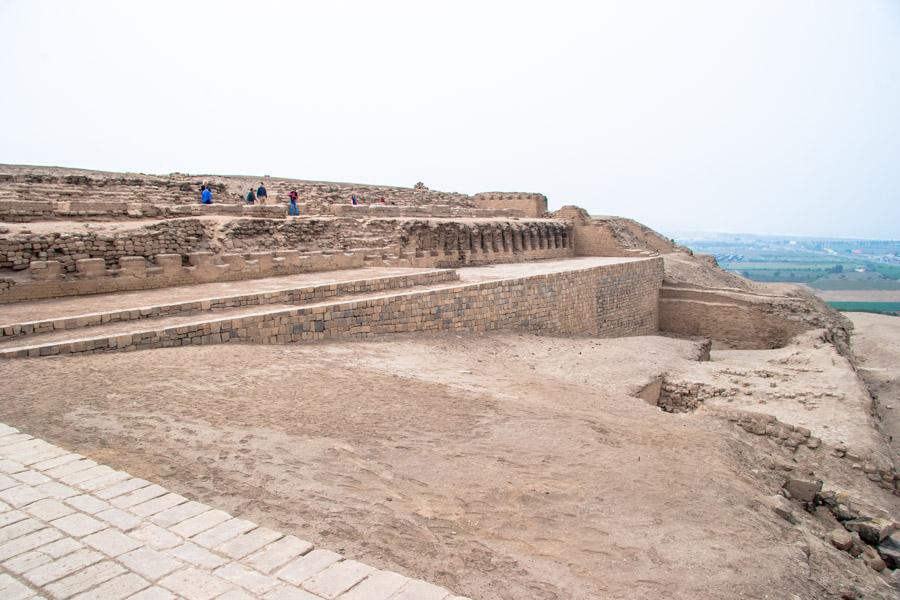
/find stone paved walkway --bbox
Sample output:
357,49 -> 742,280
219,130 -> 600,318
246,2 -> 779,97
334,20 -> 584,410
0,422 -> 468,600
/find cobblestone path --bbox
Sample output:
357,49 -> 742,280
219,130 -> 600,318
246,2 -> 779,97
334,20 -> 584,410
0,422 -> 467,600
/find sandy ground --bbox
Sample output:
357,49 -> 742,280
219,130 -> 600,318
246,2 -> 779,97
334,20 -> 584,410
670,331 -> 888,462
1,332 -> 898,599
849,313 -> 900,465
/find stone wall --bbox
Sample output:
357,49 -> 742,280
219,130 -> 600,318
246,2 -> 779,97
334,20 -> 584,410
1,270 -> 459,339
573,223 -> 632,257
0,199 -> 524,222
0,249 -> 367,303
0,217 -> 571,273
472,192 -> 548,218
551,207 -> 681,258
658,285 -> 812,349
0,258 -> 664,358
0,199 -> 274,223
219,218 -> 573,260
324,204 -> 526,219
0,219 -> 212,272
0,220 -> 574,302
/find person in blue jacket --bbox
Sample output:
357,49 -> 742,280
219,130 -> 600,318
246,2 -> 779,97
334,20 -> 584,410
257,183 -> 268,205
201,186 -> 213,204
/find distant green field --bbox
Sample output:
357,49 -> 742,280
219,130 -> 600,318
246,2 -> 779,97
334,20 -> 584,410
869,263 -> 900,280
826,301 -> 900,315
720,262 -> 842,270
811,279 -> 900,291
725,269 -> 820,283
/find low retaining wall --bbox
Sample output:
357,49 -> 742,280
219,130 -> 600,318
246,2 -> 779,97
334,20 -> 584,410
658,285 -> 811,349
0,270 -> 459,340
1,258 -> 664,358
0,200 -> 285,221
325,204 -> 526,218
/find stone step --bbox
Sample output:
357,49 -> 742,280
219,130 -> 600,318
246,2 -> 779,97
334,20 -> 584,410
0,256 -> 662,359
0,269 -> 459,345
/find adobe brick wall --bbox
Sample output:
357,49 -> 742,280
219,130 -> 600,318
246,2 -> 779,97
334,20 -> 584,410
0,199 -> 531,222
0,222 -> 573,303
472,193 -> 548,218
1,258 -> 664,358
658,285 -> 810,349
573,224 -> 631,257
0,219 -> 212,272
0,270 -> 460,339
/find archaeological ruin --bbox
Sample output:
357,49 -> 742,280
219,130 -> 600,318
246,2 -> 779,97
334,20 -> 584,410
0,164 -> 897,600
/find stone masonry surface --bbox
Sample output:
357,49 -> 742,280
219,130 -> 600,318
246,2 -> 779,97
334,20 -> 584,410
0,257 -> 664,359
0,269 -> 458,342
0,422 -> 471,600
0,218 -> 572,303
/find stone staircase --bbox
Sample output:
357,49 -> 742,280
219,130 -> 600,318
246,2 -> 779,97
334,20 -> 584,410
0,268 -> 459,358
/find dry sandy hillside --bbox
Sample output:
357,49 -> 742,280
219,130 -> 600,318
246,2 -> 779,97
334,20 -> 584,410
1,328 -> 898,599
850,313 -> 900,469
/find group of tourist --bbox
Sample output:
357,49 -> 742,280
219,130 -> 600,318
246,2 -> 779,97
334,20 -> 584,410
244,183 -> 300,216
200,182 -> 389,216
244,182 -> 268,205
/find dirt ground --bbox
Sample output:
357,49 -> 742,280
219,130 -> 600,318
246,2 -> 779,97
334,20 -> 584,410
849,313 -> 900,465
1,331 -> 898,599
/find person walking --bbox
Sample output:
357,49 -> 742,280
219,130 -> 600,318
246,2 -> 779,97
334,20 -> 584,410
257,182 -> 268,205
246,188 -> 256,204
288,189 -> 299,216
201,186 -> 213,204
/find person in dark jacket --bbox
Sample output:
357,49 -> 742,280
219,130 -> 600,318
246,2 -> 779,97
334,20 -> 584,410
288,189 -> 299,216
246,188 -> 256,204
257,183 -> 268,205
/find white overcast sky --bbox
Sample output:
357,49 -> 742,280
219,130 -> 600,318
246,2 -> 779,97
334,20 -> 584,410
1,1 -> 898,239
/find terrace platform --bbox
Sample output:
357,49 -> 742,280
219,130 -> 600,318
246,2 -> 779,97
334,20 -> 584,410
0,257 -> 660,359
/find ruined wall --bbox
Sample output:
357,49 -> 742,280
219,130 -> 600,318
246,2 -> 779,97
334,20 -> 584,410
0,219 -> 211,272
658,285 -> 812,349
1,258 -> 664,358
325,204 -> 525,219
219,218 -> 573,260
0,250 -> 368,303
0,165 -> 477,212
0,200 -> 286,222
0,219 -> 574,302
551,207 -> 683,258
0,218 -> 571,270
472,192 -> 548,218
573,223 -> 632,257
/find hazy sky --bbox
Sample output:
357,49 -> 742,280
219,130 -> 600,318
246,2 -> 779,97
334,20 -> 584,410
1,1 -> 898,239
